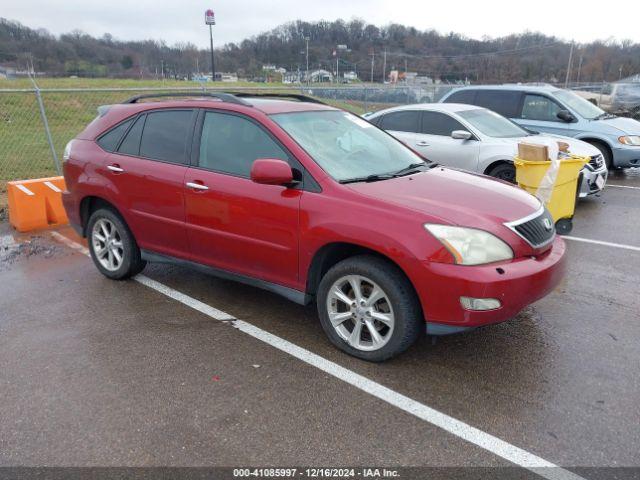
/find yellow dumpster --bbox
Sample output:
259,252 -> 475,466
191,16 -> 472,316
514,154 -> 589,234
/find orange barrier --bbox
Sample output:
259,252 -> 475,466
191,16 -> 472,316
7,176 -> 69,232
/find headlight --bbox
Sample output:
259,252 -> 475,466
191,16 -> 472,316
619,135 -> 640,146
63,140 -> 74,161
425,224 -> 513,265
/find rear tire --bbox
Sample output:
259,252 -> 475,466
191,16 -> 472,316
87,208 -> 146,280
488,162 -> 517,184
317,255 -> 422,362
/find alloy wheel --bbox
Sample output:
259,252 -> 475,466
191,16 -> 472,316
91,218 -> 124,272
326,275 -> 395,351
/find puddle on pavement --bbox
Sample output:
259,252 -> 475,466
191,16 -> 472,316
0,232 -> 60,269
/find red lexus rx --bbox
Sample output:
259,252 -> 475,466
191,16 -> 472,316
62,92 -> 566,361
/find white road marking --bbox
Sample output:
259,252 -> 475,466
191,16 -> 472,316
15,184 -> 35,196
50,231 -> 584,480
44,181 -> 62,193
606,184 -> 640,190
50,231 -> 90,255
563,235 -> 640,252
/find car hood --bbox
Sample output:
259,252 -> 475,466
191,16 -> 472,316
530,134 -> 600,157
346,167 -> 541,229
485,134 -> 599,158
591,116 -> 640,135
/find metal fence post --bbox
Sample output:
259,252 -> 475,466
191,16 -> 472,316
34,88 -> 61,176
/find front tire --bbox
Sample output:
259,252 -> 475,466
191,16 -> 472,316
488,162 -> 517,184
317,255 -> 422,362
87,208 -> 146,280
587,141 -> 614,170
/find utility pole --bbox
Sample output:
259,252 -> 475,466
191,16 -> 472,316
370,48 -> 375,83
382,48 -> 387,84
576,54 -> 583,84
619,65 -> 623,80
305,36 -> 310,85
564,41 -> 574,88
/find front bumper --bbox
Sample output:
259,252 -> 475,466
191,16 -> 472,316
579,164 -> 608,197
612,145 -> 640,168
412,236 -> 566,333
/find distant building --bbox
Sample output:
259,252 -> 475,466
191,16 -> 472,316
309,69 -> 333,83
262,64 -> 277,71
0,66 -> 16,79
343,71 -> 358,82
618,74 -> 640,83
215,72 -> 238,82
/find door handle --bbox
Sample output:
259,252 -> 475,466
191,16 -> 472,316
186,181 -> 209,191
107,164 -> 124,173
416,141 -> 430,147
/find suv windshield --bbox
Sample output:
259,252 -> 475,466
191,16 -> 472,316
271,110 -> 425,182
457,108 -> 528,138
553,90 -> 605,120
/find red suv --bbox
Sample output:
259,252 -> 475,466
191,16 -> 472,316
62,92 -> 566,361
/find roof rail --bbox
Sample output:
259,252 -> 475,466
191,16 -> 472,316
229,92 -> 326,105
122,91 -> 250,105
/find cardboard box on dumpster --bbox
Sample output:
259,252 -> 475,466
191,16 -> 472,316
518,143 -> 549,162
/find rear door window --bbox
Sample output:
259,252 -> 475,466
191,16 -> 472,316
117,115 -> 145,156
138,110 -> 194,164
198,111 -> 289,177
97,118 -> 133,152
521,94 -> 564,122
474,90 -> 522,118
378,111 -> 421,133
421,111 -> 466,136
443,89 -> 476,104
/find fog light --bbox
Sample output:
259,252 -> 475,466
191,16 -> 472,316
460,297 -> 501,311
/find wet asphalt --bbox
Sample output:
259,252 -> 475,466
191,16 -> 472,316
0,169 -> 639,475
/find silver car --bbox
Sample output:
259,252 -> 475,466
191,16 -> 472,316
364,103 -> 608,197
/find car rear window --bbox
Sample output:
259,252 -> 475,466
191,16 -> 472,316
97,118 -> 133,152
474,90 -> 522,118
138,110 -> 193,164
443,89 -> 476,104
378,110 -> 420,133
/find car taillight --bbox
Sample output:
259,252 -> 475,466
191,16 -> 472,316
63,140 -> 74,162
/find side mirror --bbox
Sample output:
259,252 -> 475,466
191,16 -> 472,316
556,110 -> 576,123
451,130 -> 473,140
250,159 -> 294,186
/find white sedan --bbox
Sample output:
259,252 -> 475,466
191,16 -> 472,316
364,103 -> 608,197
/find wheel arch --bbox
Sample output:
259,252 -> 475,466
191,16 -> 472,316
483,159 -> 514,176
78,196 -> 123,237
305,242 -> 419,304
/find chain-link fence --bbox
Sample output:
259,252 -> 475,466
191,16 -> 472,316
4,81 -> 636,208
0,84 -> 457,206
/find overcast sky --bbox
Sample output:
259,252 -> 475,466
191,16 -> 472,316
5,0 -> 639,48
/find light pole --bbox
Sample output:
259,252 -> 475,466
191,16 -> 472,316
205,10 -> 216,82
305,36 -> 310,85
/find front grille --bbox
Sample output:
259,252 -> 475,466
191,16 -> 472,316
589,154 -> 604,170
506,208 -> 556,248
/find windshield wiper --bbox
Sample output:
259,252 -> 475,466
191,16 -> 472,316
595,112 -> 617,120
390,162 -> 430,177
339,162 -> 435,184
339,173 -> 395,184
